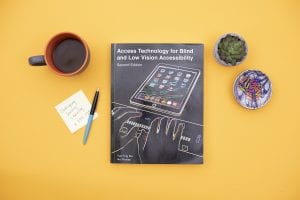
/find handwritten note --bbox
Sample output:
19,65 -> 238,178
55,90 -> 98,133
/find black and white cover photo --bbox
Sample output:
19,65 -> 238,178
111,44 -> 204,164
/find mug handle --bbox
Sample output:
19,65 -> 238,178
28,55 -> 46,66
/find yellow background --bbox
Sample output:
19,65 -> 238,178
0,0 -> 299,199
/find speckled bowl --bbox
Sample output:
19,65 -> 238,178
233,69 -> 272,109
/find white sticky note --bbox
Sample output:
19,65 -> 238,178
55,90 -> 98,133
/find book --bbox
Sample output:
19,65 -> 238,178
111,44 -> 204,164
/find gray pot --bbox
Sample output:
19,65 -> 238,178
214,33 -> 248,66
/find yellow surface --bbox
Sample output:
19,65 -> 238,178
0,0 -> 299,199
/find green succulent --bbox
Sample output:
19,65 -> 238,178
217,35 -> 247,66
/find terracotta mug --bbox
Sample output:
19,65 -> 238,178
28,32 -> 89,76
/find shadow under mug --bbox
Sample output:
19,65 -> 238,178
28,32 -> 89,76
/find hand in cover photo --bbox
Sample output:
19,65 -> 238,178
111,105 -> 203,164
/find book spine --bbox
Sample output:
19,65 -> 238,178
111,44 -> 116,163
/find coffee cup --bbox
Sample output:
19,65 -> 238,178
28,32 -> 89,76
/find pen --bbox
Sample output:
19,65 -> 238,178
83,88 -> 100,145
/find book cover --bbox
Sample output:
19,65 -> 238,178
111,44 -> 204,164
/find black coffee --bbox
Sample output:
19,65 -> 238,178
52,39 -> 86,73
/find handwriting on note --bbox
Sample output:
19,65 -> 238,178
55,90 -> 98,133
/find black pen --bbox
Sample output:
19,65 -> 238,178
83,88 -> 99,145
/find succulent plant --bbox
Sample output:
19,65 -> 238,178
217,35 -> 247,66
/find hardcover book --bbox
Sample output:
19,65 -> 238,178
111,44 -> 204,164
